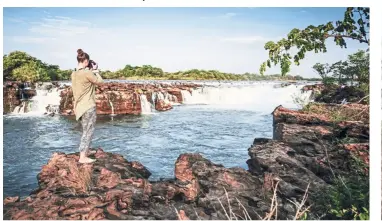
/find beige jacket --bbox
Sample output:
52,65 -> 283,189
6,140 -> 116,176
71,69 -> 103,120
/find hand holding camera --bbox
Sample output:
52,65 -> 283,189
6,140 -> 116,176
88,60 -> 98,70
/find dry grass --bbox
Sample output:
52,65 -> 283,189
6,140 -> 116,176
263,180 -> 311,220
263,181 -> 280,220
173,183 -> 310,220
302,103 -> 369,123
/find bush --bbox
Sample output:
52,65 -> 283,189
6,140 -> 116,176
311,151 -> 369,220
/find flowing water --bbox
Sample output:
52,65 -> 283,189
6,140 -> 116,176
3,80 -> 313,197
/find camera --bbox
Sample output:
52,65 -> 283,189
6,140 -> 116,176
87,60 -> 98,70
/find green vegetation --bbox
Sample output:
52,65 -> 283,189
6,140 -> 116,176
3,51 -> 311,83
311,50 -> 369,105
99,66 -> 305,81
311,154 -> 369,220
3,51 -> 72,82
297,103 -> 369,220
260,7 -> 369,76
313,50 -> 369,89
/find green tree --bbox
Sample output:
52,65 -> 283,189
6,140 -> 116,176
3,51 -> 39,80
331,61 -> 348,85
11,63 -> 40,82
347,50 -> 369,88
260,7 -> 369,76
312,63 -> 335,85
3,51 -> 72,82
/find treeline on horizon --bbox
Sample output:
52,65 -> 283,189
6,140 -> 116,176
3,51 -> 320,83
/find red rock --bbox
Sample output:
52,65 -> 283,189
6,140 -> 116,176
95,148 -> 108,159
167,89 -> 183,103
178,210 -> 190,220
105,189 -> 124,202
59,82 -> 201,115
174,154 -> 200,201
223,172 -> 242,188
123,177 -> 145,188
175,155 -> 194,183
131,161 -> 144,170
58,169 -> 68,177
97,168 -> 121,189
87,208 -> 105,220
4,196 -> 20,205
61,205 -> 94,216
155,99 -> 173,111
66,198 -> 86,207
344,143 -> 369,165
105,201 -> 126,219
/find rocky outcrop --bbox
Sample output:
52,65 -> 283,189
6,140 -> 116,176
3,81 -> 36,114
302,84 -> 325,93
303,84 -> 368,104
155,100 -> 173,111
60,83 -> 200,115
247,104 -> 369,218
4,149 -> 289,220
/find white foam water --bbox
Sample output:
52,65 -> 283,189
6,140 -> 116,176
140,94 -> 153,114
179,83 -> 313,112
10,81 -> 313,116
29,88 -> 61,115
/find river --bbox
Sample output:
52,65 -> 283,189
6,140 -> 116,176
3,80 -> 313,197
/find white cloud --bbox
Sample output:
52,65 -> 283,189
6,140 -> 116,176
223,12 -> 237,18
220,36 -> 268,44
26,16 -> 93,37
12,36 -> 56,43
200,12 -> 237,20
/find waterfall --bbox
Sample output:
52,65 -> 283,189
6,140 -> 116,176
178,83 -> 313,112
10,82 -> 64,115
180,90 -> 192,103
151,93 -> 157,110
109,101 -> 115,116
45,105 -> 60,115
12,102 -> 24,114
157,92 -> 165,101
140,94 -> 152,114
12,106 -> 20,114
106,93 -> 116,116
29,88 -> 61,114
12,100 -> 31,114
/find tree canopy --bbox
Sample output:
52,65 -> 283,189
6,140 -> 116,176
260,7 -> 369,76
3,51 -> 72,82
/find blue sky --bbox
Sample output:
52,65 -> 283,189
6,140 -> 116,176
4,7 -> 368,77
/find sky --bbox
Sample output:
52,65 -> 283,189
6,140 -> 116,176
3,7 -> 368,77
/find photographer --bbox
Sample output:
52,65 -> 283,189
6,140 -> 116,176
71,49 -> 103,164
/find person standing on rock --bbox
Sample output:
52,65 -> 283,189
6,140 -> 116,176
71,49 -> 103,164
